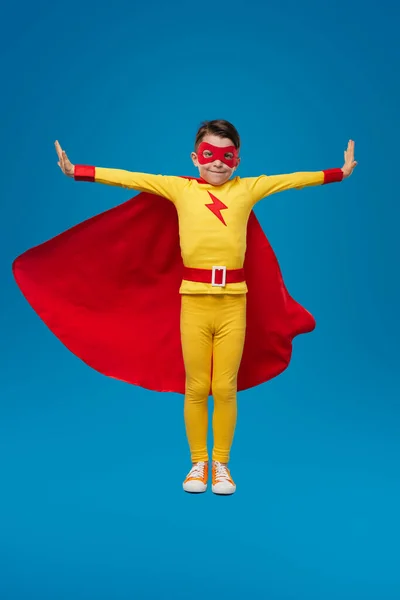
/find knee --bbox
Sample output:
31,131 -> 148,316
212,378 -> 236,403
185,378 -> 210,403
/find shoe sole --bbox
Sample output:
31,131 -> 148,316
183,484 -> 207,493
212,485 -> 236,495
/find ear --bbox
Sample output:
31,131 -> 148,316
233,157 -> 241,170
191,151 -> 199,167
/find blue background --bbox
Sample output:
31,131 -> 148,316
1,0 -> 399,598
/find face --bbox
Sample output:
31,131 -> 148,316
191,134 -> 240,185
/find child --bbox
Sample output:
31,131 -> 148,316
52,120 -> 356,494
14,120 -> 355,495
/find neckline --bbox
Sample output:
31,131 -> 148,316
180,176 -> 232,186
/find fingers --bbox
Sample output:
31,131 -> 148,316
54,140 -> 63,160
62,150 -> 72,172
345,139 -> 355,162
348,139 -> 355,158
55,141 -> 71,167
342,139 -> 357,176
55,141 -> 67,173
55,140 -> 73,175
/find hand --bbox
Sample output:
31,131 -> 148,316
55,140 -> 75,177
341,139 -> 357,178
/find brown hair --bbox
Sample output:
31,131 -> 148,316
194,119 -> 241,151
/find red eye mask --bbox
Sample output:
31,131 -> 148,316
197,142 -> 239,168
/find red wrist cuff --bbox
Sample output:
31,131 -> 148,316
323,168 -> 344,184
74,165 -> 95,182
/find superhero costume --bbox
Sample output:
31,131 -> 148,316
12,162 -> 344,398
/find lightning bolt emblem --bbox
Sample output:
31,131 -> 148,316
205,192 -> 228,226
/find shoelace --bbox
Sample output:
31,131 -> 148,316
213,461 -> 232,482
188,462 -> 206,479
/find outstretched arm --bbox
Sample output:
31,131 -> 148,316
245,140 -> 357,205
54,140 -> 187,203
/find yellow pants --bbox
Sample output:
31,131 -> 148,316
180,294 -> 247,464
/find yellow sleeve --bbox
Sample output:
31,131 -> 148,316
243,171 -> 326,205
74,165 -> 188,204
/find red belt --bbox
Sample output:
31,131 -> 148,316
182,266 -> 245,287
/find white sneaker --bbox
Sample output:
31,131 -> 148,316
212,461 -> 236,495
183,461 -> 208,493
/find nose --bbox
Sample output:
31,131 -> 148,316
213,160 -> 224,168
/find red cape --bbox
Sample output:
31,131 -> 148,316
12,178 -> 316,393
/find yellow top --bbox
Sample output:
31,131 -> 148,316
92,168 -> 326,294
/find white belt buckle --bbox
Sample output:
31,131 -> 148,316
211,266 -> 226,287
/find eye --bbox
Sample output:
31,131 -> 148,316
203,150 -> 213,157
225,152 -> 233,159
